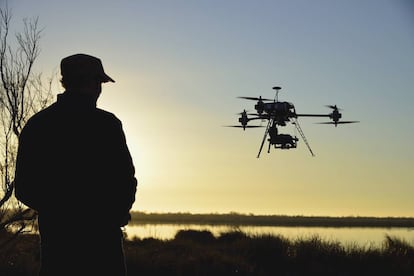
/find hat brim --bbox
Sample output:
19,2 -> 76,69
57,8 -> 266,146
101,74 -> 115,83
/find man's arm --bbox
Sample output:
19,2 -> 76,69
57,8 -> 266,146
112,120 -> 138,226
14,122 -> 42,211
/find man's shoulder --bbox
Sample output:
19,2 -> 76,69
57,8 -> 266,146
23,105 -> 123,133
19,104 -> 59,139
25,103 -> 58,127
95,108 -> 121,124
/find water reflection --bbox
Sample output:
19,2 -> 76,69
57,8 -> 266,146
125,224 -> 414,247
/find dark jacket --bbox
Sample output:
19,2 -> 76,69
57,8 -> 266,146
14,92 -> 137,227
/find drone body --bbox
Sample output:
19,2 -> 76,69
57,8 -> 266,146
228,86 -> 359,158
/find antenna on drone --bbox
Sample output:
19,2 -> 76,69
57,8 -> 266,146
272,86 -> 281,102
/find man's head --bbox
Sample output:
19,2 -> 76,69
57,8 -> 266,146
60,54 -> 115,88
60,53 -> 115,101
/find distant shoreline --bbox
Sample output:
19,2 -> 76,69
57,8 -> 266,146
130,212 -> 414,228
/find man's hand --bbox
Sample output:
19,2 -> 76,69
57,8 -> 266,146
119,212 -> 131,227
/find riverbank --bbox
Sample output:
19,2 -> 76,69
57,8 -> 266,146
130,211 -> 414,227
1,229 -> 413,275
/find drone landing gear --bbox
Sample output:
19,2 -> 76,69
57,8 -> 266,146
292,118 -> 315,156
267,140 -> 272,154
257,118 -> 273,158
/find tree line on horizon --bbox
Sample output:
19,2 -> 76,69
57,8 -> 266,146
130,211 -> 414,227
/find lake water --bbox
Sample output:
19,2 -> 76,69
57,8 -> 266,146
124,224 -> 414,248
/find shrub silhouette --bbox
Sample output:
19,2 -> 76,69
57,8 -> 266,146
174,229 -> 215,244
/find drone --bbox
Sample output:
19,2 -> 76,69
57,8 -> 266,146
226,86 -> 359,158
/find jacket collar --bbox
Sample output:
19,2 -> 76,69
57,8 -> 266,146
57,91 -> 97,110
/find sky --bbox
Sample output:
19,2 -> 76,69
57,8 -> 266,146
5,0 -> 414,217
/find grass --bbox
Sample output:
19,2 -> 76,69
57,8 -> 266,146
125,230 -> 414,276
2,229 -> 413,276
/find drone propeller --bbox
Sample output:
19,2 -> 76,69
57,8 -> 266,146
325,105 -> 342,111
316,121 -> 360,125
238,96 -> 273,101
236,111 -> 256,116
224,125 -> 264,128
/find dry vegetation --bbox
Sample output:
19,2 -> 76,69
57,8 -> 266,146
1,228 -> 413,276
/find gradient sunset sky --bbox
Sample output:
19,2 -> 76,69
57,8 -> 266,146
7,0 -> 414,216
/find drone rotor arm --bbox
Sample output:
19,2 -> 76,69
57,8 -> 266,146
296,114 -> 330,118
248,116 -> 269,122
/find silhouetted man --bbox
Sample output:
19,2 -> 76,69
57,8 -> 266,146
14,54 -> 137,276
